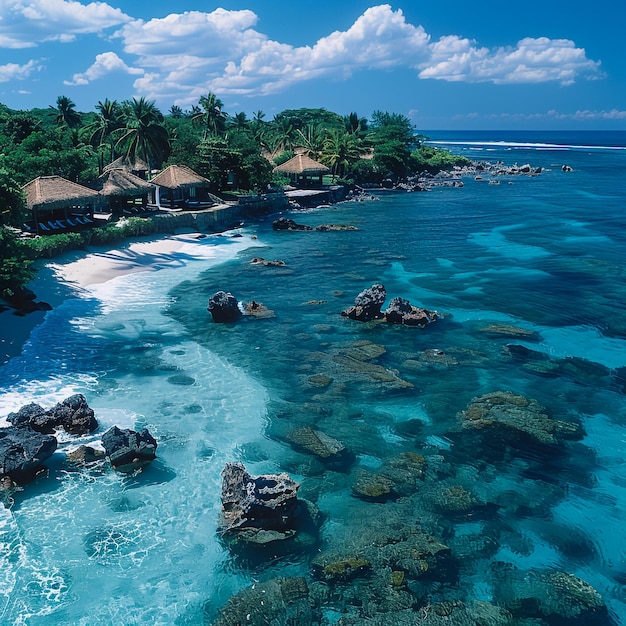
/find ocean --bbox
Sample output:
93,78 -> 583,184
1,130 -> 625,624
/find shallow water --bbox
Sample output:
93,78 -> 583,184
1,131 -> 625,624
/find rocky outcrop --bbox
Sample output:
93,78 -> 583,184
273,217 -> 313,231
250,257 -> 286,266
384,297 -> 439,327
243,300 -> 275,319
207,290 -> 242,323
341,283 -> 387,321
66,445 -> 105,466
7,394 -> 97,435
219,463 -> 300,543
101,426 -> 157,473
0,426 -> 57,484
286,426 -> 350,467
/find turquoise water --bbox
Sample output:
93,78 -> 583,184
1,131 -> 625,624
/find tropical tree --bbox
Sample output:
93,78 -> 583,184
49,95 -> 82,129
344,112 -> 368,137
228,112 -> 249,131
0,159 -> 27,226
295,123 -> 327,160
320,129 -> 363,181
115,97 -> 170,172
192,93 -> 226,140
84,99 -> 123,169
0,226 -> 35,297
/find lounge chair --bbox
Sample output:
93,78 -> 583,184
74,216 -> 85,225
48,221 -> 61,230
39,222 -> 51,231
66,218 -> 77,227
83,216 -> 94,223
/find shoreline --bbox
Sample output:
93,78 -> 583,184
0,230 -> 247,367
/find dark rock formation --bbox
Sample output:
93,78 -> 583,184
101,425 -> 157,473
341,283 -> 387,321
7,394 -> 97,435
273,217 -> 313,231
0,426 -> 57,484
3,286 -> 52,316
219,462 -> 303,544
207,290 -> 242,323
384,297 -> 439,326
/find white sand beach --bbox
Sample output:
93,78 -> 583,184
48,233 -> 219,288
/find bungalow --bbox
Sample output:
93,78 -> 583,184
22,176 -> 99,234
150,164 -> 216,210
89,168 -> 154,216
273,154 -> 330,188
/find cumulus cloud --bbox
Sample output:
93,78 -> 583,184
0,0 -> 131,48
0,59 -> 43,82
106,4 -> 600,104
64,51 -> 143,86
419,36 -> 602,85
4,2 -> 602,104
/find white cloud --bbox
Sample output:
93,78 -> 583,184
108,4 -> 600,104
0,59 -> 43,82
64,51 -> 143,86
419,36 -> 602,85
0,0 -> 131,48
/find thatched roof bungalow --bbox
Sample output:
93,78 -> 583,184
89,168 -> 154,215
103,156 -> 149,179
273,154 -> 330,187
150,165 -> 215,209
22,176 -> 99,234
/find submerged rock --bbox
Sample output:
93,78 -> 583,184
250,257 -> 286,266
101,426 -> 157,473
492,563 -> 609,623
458,390 -> 583,446
213,577 -> 315,626
286,426 -> 349,463
207,290 -> 242,323
243,300 -> 275,319
66,445 -> 106,466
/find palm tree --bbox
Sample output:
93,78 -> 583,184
115,97 -> 170,173
295,123 -> 327,160
49,95 -> 82,129
84,99 -> 123,168
228,111 -> 249,131
321,130 -> 364,181
192,93 -> 226,140
344,112 -> 368,136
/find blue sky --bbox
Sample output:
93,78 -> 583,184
1,0 -> 625,129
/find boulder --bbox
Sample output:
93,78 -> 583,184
207,290 -> 242,323
218,462 -> 300,540
101,425 -> 157,473
384,297 -> 438,326
7,394 -> 97,435
0,426 -> 57,483
341,283 -> 387,321
250,257 -> 286,266
286,426 -> 348,462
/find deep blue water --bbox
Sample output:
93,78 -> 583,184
1,132 -> 625,624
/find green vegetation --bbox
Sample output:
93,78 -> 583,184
0,93 -> 468,295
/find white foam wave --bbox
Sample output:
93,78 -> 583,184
426,140 -> 626,151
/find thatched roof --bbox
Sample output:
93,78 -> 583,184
103,155 -> 149,174
90,168 -> 154,197
22,176 -> 100,211
273,154 -> 330,175
151,164 -> 211,189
